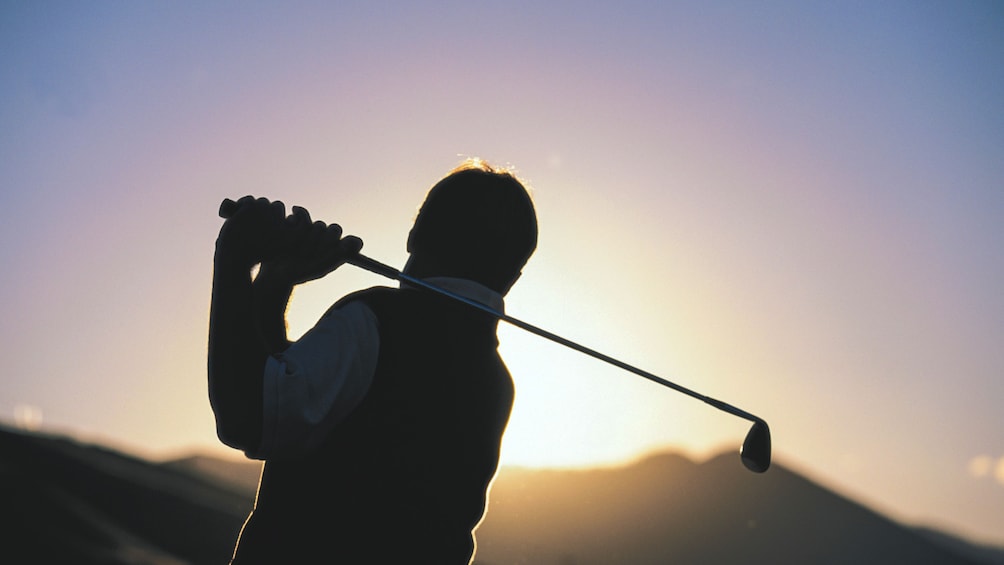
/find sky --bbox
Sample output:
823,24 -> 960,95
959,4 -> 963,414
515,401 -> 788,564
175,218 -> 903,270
2,0 -> 1002,545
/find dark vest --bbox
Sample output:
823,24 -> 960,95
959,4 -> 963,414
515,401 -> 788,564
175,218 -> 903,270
231,286 -> 514,564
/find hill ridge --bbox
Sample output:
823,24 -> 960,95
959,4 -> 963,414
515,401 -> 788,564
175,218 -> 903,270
3,424 -> 999,565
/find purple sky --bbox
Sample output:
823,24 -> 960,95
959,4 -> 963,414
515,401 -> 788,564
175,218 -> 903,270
2,1 -> 1002,544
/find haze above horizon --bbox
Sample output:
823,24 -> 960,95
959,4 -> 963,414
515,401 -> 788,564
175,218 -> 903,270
2,1 -> 1001,545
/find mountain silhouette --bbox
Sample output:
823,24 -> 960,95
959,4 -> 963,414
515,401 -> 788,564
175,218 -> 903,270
2,424 -> 999,564
1,424 -> 251,564
473,452 -> 990,564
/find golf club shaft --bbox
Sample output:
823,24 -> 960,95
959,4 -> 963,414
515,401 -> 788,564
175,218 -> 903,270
349,254 -> 763,425
216,198 -> 762,426
218,197 -> 769,471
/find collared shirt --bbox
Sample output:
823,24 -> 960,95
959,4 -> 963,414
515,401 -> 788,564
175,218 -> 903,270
249,277 -> 504,460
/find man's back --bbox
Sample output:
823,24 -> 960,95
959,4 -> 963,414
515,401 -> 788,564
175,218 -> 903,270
210,161 -> 537,563
231,286 -> 514,563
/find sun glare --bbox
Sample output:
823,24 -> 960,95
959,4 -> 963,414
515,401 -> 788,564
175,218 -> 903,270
14,404 -> 43,431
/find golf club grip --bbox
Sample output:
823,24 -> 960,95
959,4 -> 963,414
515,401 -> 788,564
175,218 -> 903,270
347,254 -> 401,280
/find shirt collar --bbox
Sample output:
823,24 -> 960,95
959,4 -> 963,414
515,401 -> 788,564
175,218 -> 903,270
400,276 -> 505,314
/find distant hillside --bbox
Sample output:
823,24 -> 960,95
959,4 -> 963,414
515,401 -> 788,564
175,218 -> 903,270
0,425 -> 251,565
3,424 -> 999,564
472,452 -> 988,564
914,527 -> 1004,565
161,453 -> 262,496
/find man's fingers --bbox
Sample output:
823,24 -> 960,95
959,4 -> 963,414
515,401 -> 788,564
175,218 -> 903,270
287,211 -> 315,242
230,196 -> 282,225
222,197 -> 360,277
325,222 -> 343,241
222,195 -> 257,218
340,235 -> 363,256
267,199 -> 286,220
315,233 -> 362,278
298,220 -> 326,250
304,223 -> 341,251
220,195 -> 253,218
314,228 -> 360,265
289,205 -> 312,226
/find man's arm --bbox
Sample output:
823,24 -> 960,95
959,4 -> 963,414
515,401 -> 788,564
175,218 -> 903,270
252,205 -> 363,354
252,274 -> 294,355
208,198 -> 361,452
208,248 -> 268,450
208,197 -> 288,450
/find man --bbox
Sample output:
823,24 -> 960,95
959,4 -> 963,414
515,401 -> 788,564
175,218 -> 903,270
208,160 -> 538,563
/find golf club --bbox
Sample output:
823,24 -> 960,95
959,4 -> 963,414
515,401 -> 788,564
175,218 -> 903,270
219,198 -> 771,473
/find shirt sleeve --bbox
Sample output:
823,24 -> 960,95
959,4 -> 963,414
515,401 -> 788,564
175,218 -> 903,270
247,299 -> 379,460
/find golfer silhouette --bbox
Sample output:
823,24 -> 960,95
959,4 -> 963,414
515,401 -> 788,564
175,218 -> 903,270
208,159 -> 538,564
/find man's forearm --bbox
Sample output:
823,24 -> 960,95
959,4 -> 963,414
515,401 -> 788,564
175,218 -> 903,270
252,274 -> 295,355
207,251 -> 267,450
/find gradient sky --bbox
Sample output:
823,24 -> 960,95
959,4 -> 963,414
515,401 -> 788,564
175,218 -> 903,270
2,0 -> 1002,545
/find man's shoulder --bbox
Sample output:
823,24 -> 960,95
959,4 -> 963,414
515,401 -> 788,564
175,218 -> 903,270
318,286 -> 398,321
334,285 -> 398,307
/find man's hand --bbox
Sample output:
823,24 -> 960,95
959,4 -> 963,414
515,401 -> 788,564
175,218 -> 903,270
216,196 -> 362,284
256,205 -> 363,287
208,196 -> 362,449
216,196 -> 291,269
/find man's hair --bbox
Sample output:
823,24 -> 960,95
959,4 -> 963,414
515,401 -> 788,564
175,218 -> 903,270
408,159 -> 538,293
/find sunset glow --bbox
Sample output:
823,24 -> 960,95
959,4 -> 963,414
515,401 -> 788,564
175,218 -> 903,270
2,1 -> 1002,545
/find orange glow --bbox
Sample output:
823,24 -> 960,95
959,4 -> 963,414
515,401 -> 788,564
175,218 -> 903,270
4,1 -> 1002,545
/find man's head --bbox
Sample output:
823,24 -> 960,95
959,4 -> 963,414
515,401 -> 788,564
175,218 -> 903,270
406,160 -> 538,295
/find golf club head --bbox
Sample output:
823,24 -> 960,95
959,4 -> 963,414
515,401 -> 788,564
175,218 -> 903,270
740,420 -> 771,473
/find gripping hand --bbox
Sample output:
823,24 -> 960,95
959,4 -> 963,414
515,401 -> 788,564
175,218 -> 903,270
218,197 -> 362,285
